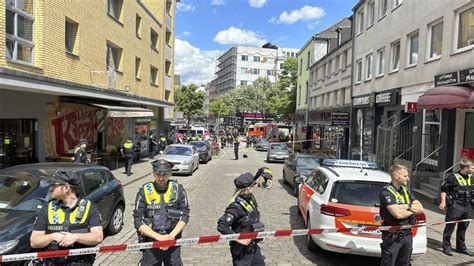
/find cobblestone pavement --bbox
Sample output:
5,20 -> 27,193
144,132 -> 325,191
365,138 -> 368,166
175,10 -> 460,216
95,147 -> 474,265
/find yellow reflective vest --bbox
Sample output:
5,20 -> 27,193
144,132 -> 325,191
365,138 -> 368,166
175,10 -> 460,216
386,185 -> 411,204
47,199 -> 91,233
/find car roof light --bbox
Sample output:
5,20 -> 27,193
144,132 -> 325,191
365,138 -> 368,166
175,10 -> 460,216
322,159 -> 379,170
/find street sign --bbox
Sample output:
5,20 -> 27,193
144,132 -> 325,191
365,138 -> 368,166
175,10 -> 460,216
405,102 -> 417,113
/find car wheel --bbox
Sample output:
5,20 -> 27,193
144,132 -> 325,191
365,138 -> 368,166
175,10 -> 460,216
106,204 -> 124,235
307,216 -> 321,252
293,179 -> 299,197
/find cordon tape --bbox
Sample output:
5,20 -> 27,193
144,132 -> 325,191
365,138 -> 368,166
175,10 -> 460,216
1,219 -> 472,262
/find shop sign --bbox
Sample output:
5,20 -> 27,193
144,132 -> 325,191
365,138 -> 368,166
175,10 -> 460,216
353,95 -> 374,107
459,68 -> 474,84
405,102 -> 417,113
434,71 -> 458,87
376,93 -> 391,104
331,112 -> 349,126
242,112 -> 266,119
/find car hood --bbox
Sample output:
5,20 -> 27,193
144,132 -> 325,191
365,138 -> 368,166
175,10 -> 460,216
0,210 -> 37,242
159,154 -> 192,163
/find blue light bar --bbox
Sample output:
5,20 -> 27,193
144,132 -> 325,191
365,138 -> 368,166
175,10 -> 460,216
322,159 -> 379,170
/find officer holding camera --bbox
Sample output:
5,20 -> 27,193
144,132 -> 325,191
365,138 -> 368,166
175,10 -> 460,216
133,159 -> 190,265
217,173 -> 265,265
439,159 -> 473,257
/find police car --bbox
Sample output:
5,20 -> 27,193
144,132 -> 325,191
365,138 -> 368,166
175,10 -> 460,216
297,159 -> 427,257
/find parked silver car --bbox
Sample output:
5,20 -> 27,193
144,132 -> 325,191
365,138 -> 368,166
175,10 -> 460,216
159,144 -> 199,175
267,143 -> 290,163
255,138 -> 270,151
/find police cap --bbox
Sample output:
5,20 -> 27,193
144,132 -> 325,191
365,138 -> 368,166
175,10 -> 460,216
234,173 -> 255,189
152,159 -> 174,175
51,169 -> 80,187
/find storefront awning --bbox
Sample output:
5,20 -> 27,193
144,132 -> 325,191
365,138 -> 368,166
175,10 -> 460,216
417,85 -> 474,109
91,103 -> 154,118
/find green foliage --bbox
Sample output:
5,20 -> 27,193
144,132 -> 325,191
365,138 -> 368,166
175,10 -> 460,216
174,84 -> 204,127
209,96 -> 231,117
277,57 -> 298,115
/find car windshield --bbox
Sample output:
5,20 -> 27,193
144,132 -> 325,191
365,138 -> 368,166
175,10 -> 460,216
191,142 -> 206,147
0,174 -> 50,212
164,146 -> 192,156
330,181 -> 386,207
271,144 -> 287,150
258,139 -> 269,144
297,157 -> 320,168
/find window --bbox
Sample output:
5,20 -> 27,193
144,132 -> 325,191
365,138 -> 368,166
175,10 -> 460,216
136,14 -> 141,37
393,0 -> 402,9
135,57 -> 141,79
297,85 -> 301,105
335,55 -> 340,72
81,170 -> 108,195
150,65 -> 158,85
107,0 -> 123,21
305,82 -> 308,104
327,60 -> 332,75
379,0 -> 388,18
368,1 -> 375,27
299,59 -> 303,75
366,54 -> 373,80
456,6 -> 474,50
357,9 -> 364,34
306,51 -> 311,69
252,69 -> 260,75
408,31 -> 419,66
253,56 -> 260,62
279,63 -> 284,69
5,0 -> 34,63
377,49 -> 385,75
240,80 -> 247,86
240,68 -> 247,74
65,19 -> 78,54
150,28 -> 158,50
422,109 -> 441,166
106,42 -> 122,71
342,50 -> 348,70
267,70 -> 275,76
241,55 -> 248,61
356,59 -> 362,82
428,21 -> 443,59
322,63 -> 326,77
330,181 -> 386,206
390,40 -> 400,71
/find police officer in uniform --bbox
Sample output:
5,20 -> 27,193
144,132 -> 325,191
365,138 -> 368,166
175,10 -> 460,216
254,167 -> 273,189
30,169 -> 103,265
133,159 -> 190,266
217,173 -> 265,266
121,138 -> 135,176
74,138 -> 89,164
439,159 -> 474,256
379,164 -> 424,266
234,138 -> 240,160
159,135 -> 168,152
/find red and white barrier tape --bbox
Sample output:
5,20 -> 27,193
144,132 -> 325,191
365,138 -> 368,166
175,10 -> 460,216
1,219 -> 472,262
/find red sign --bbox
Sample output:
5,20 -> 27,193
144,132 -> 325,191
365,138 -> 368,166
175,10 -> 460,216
461,148 -> 474,159
405,102 -> 417,113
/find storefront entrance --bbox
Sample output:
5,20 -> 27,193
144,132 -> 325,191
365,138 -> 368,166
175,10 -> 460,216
0,119 -> 37,169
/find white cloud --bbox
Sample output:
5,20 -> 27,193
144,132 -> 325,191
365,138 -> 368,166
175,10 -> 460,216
249,0 -> 266,8
176,2 -> 196,13
213,26 -> 267,46
174,39 -> 218,86
211,0 -> 225,5
183,31 -> 191,36
269,5 -> 325,24
307,21 -> 320,30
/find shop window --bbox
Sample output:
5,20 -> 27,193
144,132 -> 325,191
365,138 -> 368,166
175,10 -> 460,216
421,109 -> 441,166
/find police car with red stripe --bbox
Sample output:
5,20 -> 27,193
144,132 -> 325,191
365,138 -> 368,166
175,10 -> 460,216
297,159 -> 427,257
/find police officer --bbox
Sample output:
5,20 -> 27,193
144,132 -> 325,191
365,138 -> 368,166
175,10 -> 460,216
30,169 -> 103,265
121,138 -> 135,176
149,134 -> 158,159
234,138 -> 240,160
133,159 -> 190,265
73,138 -> 89,164
254,167 -> 273,189
379,164 -> 424,266
159,134 -> 168,152
439,159 -> 474,256
217,173 -> 265,265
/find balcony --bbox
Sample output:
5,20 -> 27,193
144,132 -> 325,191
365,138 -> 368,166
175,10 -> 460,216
165,74 -> 171,91
166,12 -> 172,30
165,43 -> 172,61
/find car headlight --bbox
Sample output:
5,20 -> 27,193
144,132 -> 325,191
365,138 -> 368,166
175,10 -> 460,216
0,239 -> 19,255
182,161 -> 190,166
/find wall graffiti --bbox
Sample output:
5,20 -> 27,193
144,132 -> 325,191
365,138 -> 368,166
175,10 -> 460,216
105,118 -> 125,147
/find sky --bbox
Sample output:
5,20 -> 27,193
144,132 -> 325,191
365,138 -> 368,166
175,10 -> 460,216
174,0 -> 358,86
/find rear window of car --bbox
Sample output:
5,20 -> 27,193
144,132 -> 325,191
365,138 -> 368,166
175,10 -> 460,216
330,181 -> 387,207
165,146 -> 192,156
271,144 -> 287,150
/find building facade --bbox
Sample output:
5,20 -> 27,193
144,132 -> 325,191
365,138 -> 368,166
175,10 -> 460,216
0,0 -> 178,168
351,0 -> 474,201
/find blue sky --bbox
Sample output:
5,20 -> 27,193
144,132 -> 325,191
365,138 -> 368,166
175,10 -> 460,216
174,0 -> 357,86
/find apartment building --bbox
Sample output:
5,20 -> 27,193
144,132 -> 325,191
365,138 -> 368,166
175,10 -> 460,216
351,0 -> 474,201
0,0 -> 178,168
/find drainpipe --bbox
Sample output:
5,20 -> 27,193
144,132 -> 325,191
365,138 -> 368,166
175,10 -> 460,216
348,15 -> 355,160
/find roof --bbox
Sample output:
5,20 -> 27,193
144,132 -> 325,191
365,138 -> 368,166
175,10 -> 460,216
169,144 -> 194,148
319,167 -> 391,183
0,163 -> 108,177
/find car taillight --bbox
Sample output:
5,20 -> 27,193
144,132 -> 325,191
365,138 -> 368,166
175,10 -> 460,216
320,204 -> 351,217
415,212 -> 426,224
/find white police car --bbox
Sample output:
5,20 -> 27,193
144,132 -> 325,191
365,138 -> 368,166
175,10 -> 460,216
297,159 -> 427,257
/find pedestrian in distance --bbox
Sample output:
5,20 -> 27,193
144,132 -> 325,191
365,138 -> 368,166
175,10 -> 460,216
30,169 -> 103,265
254,167 -> 273,189
121,138 -> 135,176
234,138 -> 240,160
379,164 -> 424,266
73,138 -> 89,164
133,159 -> 190,266
217,173 -> 266,266
439,159 -> 474,256
149,134 -> 158,159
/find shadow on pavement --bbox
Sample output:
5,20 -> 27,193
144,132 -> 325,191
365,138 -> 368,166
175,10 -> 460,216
427,236 -> 443,252
278,179 -> 296,197
288,205 -> 380,265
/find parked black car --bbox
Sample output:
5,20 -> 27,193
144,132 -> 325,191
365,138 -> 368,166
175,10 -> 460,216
189,141 -> 212,163
283,153 -> 327,196
0,163 -> 125,259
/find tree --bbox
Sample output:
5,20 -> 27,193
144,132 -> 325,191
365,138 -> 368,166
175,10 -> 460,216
174,84 -> 204,131
277,57 -> 298,116
209,96 -> 231,131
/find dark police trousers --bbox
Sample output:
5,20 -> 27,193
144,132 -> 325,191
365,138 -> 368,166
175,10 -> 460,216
443,203 -> 471,252
140,246 -> 182,266
231,242 -> 265,266
124,154 -> 133,176
380,231 -> 412,266
234,149 -> 239,160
